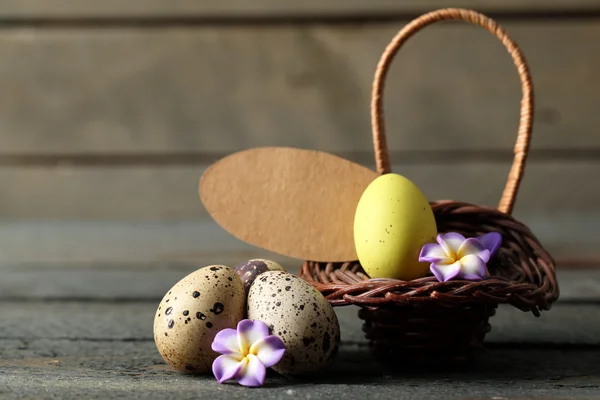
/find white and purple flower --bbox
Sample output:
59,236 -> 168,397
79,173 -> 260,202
211,319 -> 285,387
419,232 -> 502,282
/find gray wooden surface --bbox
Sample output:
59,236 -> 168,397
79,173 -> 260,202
0,217 -> 597,264
0,23 -> 598,155
0,2 -> 597,397
2,0 -> 599,17
0,162 -> 596,219
0,1 -> 597,232
0,263 -> 599,399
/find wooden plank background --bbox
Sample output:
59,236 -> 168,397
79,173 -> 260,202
1,6 -> 597,399
0,1 -> 597,263
0,163 -> 596,219
0,23 -> 598,154
1,1 -> 599,17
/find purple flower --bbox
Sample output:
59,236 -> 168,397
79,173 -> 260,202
211,319 -> 285,387
418,232 -> 502,282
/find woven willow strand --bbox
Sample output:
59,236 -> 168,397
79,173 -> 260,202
370,8 -> 534,215
299,8 -> 556,367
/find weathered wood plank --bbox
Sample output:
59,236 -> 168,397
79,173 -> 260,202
1,279 -> 599,398
1,0 -> 598,18
0,220 -> 263,264
0,23 -> 598,154
2,339 -> 600,382
1,301 -> 599,397
0,265 -> 594,302
1,301 -> 597,345
0,162 -> 596,261
0,162 -> 597,219
1,346 -> 599,399
1,346 -> 600,400
0,215 -> 594,265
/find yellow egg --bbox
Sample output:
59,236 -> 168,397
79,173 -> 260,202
353,173 -> 438,280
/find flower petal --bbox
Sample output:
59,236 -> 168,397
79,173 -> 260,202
457,238 -> 491,263
211,328 -> 242,357
238,319 -> 270,355
419,243 -> 453,264
251,335 -> 286,368
457,254 -> 488,281
235,354 -> 266,387
437,233 -> 466,258
478,232 -> 502,257
430,261 -> 462,282
212,355 -> 243,384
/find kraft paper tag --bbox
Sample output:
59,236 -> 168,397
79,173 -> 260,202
199,147 -> 377,262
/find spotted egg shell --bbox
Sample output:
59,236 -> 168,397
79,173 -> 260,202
234,258 -> 285,294
247,271 -> 340,376
153,265 -> 245,374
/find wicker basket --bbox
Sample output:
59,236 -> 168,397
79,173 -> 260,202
298,8 -> 560,367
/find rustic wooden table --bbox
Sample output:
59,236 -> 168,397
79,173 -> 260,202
1,1 -> 599,399
0,222 -> 598,399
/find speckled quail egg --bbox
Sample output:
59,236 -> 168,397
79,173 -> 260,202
234,258 -> 285,294
153,265 -> 245,374
247,271 -> 340,376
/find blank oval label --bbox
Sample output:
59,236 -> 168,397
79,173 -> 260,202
199,147 -> 378,262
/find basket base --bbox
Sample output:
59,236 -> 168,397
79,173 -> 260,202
358,303 -> 497,368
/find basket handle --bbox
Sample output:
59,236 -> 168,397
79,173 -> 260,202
371,8 -> 533,215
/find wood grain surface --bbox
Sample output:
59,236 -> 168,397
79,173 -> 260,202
0,214 -> 597,264
0,301 -> 598,344
0,3 -> 597,398
1,0 -> 599,18
0,23 -> 597,156
1,267 -> 599,399
0,159 -> 594,263
0,264 -> 595,302
0,2 -> 595,268
0,162 -> 593,219
1,348 -> 599,400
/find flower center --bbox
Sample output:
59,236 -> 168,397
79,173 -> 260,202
248,343 -> 259,356
438,254 -> 459,266
240,355 -> 250,366
234,342 -> 259,364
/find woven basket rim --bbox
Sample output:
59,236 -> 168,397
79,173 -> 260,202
299,200 -> 560,316
298,9 -> 559,316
